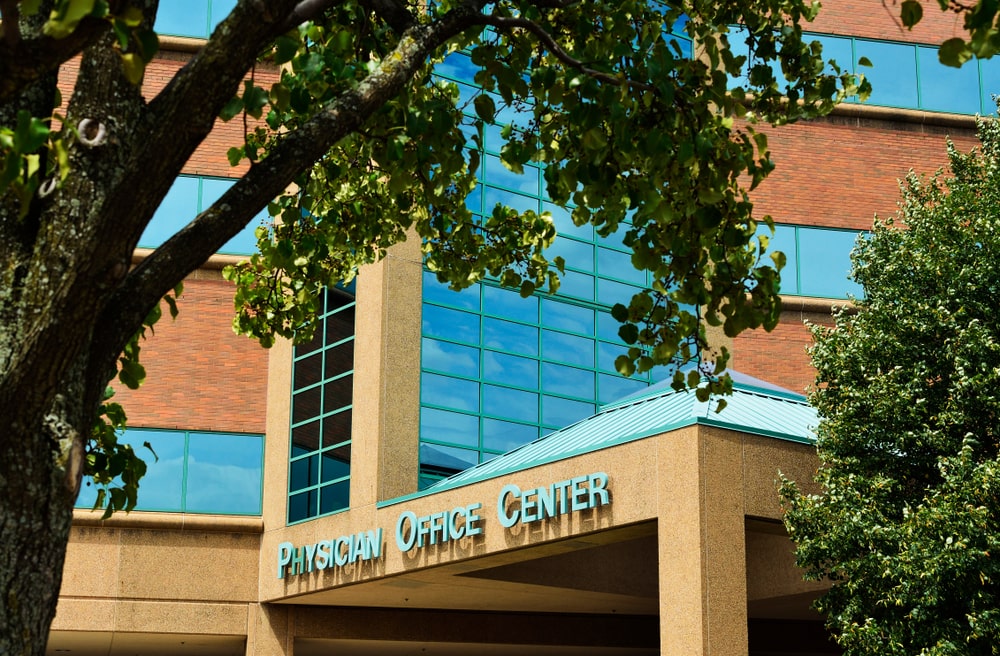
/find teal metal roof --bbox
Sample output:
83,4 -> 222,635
379,372 -> 817,507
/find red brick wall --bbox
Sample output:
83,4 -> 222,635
810,0 -> 972,44
112,275 -> 269,434
731,310 -> 835,395
753,117 -> 979,230
57,46 -> 279,179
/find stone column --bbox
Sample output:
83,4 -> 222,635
657,425 -> 748,655
351,236 -> 424,506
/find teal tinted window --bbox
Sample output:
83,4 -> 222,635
756,223 -> 862,299
483,286 -> 539,323
981,58 -> 1000,114
855,40 -> 918,108
141,174 -> 263,255
75,429 -> 263,515
421,372 -> 480,412
808,32 -> 996,116
422,338 -> 480,378
733,30 -> 996,116
423,304 -> 480,342
813,34 -> 855,78
421,408 -> 480,448
418,35 -> 698,483
918,46 -> 980,114
798,227 -> 864,299
288,287 -> 355,523
155,0 -> 236,39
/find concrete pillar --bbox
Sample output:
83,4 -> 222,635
351,236 -> 424,506
657,425 -> 748,655
246,603 -> 291,656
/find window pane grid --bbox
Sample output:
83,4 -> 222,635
288,287 -> 355,524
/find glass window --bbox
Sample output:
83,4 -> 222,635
422,338 -> 480,378
482,418 -> 539,453
812,34 -> 855,78
140,175 -> 261,255
542,362 -> 595,398
288,287 -> 356,523
420,408 -> 480,448
185,432 -> 263,514
854,40 -> 918,108
542,396 -> 595,428
321,445 -> 351,482
597,279 -> 641,308
125,428 -> 185,511
548,237 -> 596,273
436,52 -> 477,84
797,227 -> 863,299
979,57 -> 1000,115
555,270 -> 595,301
483,154 -> 540,195
422,271 -> 481,311
484,351 -> 539,384
542,330 -> 595,367
319,480 -> 350,515
141,176 -> 198,249
541,299 -> 594,334
758,222 -> 798,295
918,46 -> 980,114
421,373 -> 480,412
209,0 -> 237,33
420,443 -> 480,475
484,186 -> 538,214
483,285 -> 539,323
545,202 -> 592,240
154,0 -> 208,37
483,317 -> 538,355
288,489 -> 317,523
599,373 -> 650,405
598,247 -> 646,284
76,429 -> 263,515
423,304 -> 480,343
597,341 -> 627,373
483,384 -> 538,423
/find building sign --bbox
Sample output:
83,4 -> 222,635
277,471 -> 610,579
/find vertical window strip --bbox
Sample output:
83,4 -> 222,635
287,287 -> 355,524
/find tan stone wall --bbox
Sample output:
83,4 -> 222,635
54,513 -> 262,641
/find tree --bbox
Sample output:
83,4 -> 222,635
781,115 -> 1000,655
0,0 -> 862,653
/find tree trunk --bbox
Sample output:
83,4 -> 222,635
0,368 -> 87,656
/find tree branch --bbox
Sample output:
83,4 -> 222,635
361,0 -> 416,33
92,2 -> 489,377
478,14 -> 654,92
0,16 -> 110,103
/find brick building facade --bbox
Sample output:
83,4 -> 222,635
48,2 -> 985,654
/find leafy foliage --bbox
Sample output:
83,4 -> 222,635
3,0 -> 866,531
782,113 -> 1000,656
222,0 -> 867,400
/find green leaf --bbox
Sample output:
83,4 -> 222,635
136,29 -> 160,61
119,52 -> 145,85
227,146 -> 244,167
900,0 -> 923,28
242,83 -> 269,119
219,96 -> 244,122
274,35 -> 299,65
474,94 -> 496,122
44,0 -> 98,39
939,38 -> 972,67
